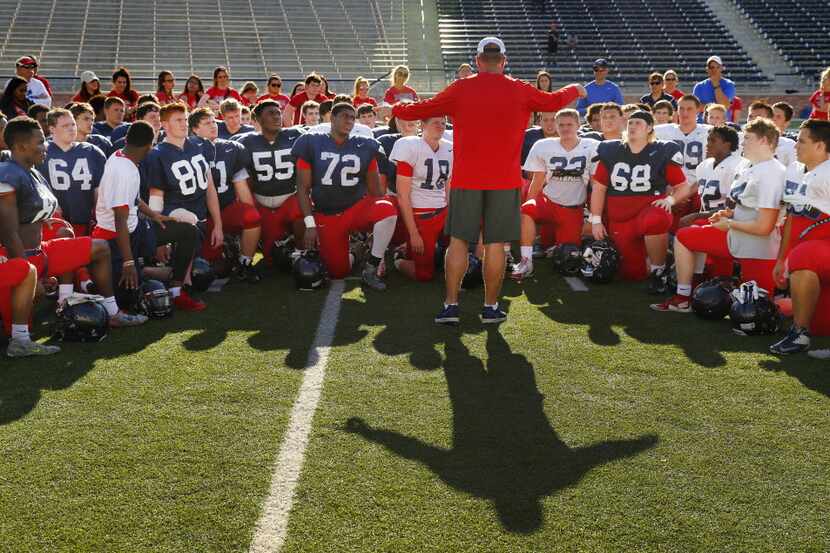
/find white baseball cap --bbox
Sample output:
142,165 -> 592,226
706,56 -> 723,67
80,70 -> 99,84
477,37 -> 506,54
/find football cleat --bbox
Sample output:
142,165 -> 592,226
6,339 -> 60,358
650,294 -> 692,313
361,263 -> 387,291
769,326 -> 810,355
510,257 -> 534,281
647,267 -> 668,295
174,290 -> 207,312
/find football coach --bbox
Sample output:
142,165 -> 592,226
392,37 -> 586,325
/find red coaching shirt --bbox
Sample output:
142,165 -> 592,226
391,73 -> 579,190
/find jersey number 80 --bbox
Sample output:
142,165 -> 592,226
171,155 -> 210,195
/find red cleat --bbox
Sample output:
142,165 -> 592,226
173,290 -> 207,312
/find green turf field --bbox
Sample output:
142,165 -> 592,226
1,268 -> 828,552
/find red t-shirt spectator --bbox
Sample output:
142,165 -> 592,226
354,96 -> 378,108
155,91 -> 178,105
809,90 -> 830,120
391,73 -> 580,190
204,86 -> 243,104
729,96 -> 743,123
108,89 -> 139,107
257,93 -> 291,110
384,85 -> 418,105
668,89 -> 685,101
289,91 -> 332,124
177,92 -> 201,110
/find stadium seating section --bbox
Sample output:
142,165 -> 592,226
0,0 -> 408,87
733,0 -> 830,83
437,0 -> 770,86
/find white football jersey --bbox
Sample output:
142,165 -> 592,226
736,133 -> 795,167
389,136 -> 453,209
784,159 -> 830,218
727,158 -> 785,260
522,137 -> 599,206
654,123 -> 711,182
695,152 -> 743,211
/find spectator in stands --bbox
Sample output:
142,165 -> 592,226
536,71 -> 552,92
773,101 -> 796,138
575,59 -> 623,116
384,65 -> 418,105
663,70 -> 684,102
109,67 -> 140,121
692,56 -> 736,118
240,105 -> 253,127
640,72 -> 676,109
286,73 -> 330,125
88,94 -> 107,121
240,82 -> 259,107
357,104 -> 377,128
217,99 -> 254,139
653,100 -> 674,125
301,101 -> 320,126
0,77 -> 31,119
0,116 -> 7,150
289,82 -> 305,98
321,76 -> 333,97
178,74 -> 205,110
202,66 -> 243,113
27,104 -> 49,137
72,71 -> 101,103
809,67 -> 830,121
257,74 -> 290,109
729,96 -> 743,124
456,64 -> 474,80
155,71 -> 177,105
547,22 -> 559,57
14,56 -> 51,107
353,77 -> 377,108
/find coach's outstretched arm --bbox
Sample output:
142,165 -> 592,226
525,83 -> 586,114
391,83 -> 458,121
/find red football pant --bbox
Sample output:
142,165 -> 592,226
787,239 -> 830,336
315,196 -> 397,279
676,225 -> 776,292
688,216 -> 733,277
202,201 -> 262,261
521,181 -> 557,247
521,194 -> 583,246
0,258 -> 34,337
397,207 -> 447,281
258,195 -> 302,264
606,198 -> 673,281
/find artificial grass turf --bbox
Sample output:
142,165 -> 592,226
0,275 -> 322,552
281,272 -> 830,553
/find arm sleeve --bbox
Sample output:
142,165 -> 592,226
396,161 -> 414,177
290,134 -> 312,164
665,163 -> 687,186
392,82 -> 458,120
722,80 -> 736,101
145,151 -> 166,191
575,95 -> 588,115
525,84 -> 581,113
592,161 -> 610,185
91,146 -> 107,188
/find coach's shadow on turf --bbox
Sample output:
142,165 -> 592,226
345,329 -> 658,533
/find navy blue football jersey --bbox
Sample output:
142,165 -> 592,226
217,121 -> 255,140
145,137 -> 212,220
373,126 -> 392,139
235,129 -> 304,198
197,137 -> 248,209
521,127 -> 545,166
85,134 -> 114,158
596,140 -> 683,197
37,141 -> 106,225
291,133 -> 383,214
376,133 -> 400,192
0,160 -> 59,224
92,121 -> 130,140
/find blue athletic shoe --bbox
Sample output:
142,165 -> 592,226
480,305 -> 507,324
434,304 -> 460,325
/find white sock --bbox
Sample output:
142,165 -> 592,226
370,215 -> 397,259
693,253 -> 707,275
239,255 -> 252,266
444,302 -> 457,308
58,284 -> 74,303
677,284 -> 692,297
11,324 -> 30,341
651,264 -> 665,273
102,296 -> 119,316
485,302 -> 499,310
520,246 -> 533,260
169,286 -> 182,298
80,280 -> 93,293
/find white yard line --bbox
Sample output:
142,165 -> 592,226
249,279 -> 345,553
564,276 -> 589,292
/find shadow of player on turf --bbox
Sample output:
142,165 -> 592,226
345,328 -> 658,533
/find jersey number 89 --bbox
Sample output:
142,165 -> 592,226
610,163 -> 652,193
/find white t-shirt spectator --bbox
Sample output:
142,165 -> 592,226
26,77 -> 51,107
728,158 -> 785,259
95,151 -> 140,234
522,137 -> 599,206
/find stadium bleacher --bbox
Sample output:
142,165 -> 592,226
0,0 -> 409,89
733,0 -> 830,83
437,0 -> 770,86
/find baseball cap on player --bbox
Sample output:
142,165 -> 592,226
706,55 -> 723,67
80,70 -> 99,84
477,37 -> 506,54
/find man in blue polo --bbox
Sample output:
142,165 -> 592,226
692,55 -> 736,120
575,59 -> 623,116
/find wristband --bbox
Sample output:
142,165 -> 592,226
589,215 -> 602,225
666,196 -> 676,206
304,215 -> 316,229
123,260 -> 135,267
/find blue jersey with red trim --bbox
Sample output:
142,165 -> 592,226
197,137 -> 248,209
38,141 -> 106,225
235,129 -> 304,198
0,160 -> 59,224
145,137 -> 211,219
